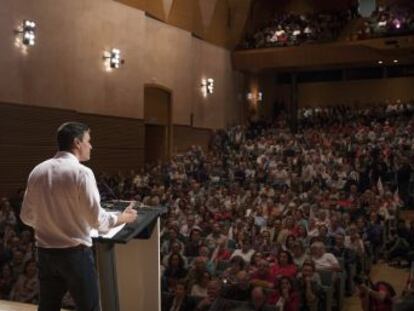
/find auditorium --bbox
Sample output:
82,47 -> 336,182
1,0 -> 414,310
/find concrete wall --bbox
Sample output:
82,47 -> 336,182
0,0 -> 244,129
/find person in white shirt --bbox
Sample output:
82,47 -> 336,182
20,122 -> 137,311
230,243 -> 255,264
310,242 -> 341,272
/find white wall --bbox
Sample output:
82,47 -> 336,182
0,0 -> 244,129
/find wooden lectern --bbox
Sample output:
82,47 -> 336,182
94,206 -> 164,311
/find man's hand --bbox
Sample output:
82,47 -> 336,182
116,204 -> 138,225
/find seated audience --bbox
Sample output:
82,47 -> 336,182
190,271 -> 210,298
310,242 -> 342,272
357,278 -> 396,311
1,100 -> 413,309
9,260 -> 38,303
274,276 -> 300,311
163,253 -> 188,292
162,280 -> 195,311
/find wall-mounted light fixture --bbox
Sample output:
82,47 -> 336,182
104,48 -> 124,70
17,20 -> 36,46
201,78 -> 214,97
247,92 -> 263,102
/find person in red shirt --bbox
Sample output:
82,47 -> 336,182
211,238 -> 231,263
248,252 -> 264,275
275,276 -> 300,311
270,251 -> 297,279
250,259 -> 277,289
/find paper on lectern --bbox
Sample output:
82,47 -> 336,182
90,211 -> 126,238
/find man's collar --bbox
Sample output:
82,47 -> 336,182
55,151 -> 79,163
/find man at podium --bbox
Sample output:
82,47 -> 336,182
20,122 -> 138,311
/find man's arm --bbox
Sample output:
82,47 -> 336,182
79,169 -> 137,232
115,203 -> 137,226
20,182 -> 36,228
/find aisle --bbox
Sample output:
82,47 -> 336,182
344,263 -> 409,311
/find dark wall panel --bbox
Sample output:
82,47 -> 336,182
0,103 -> 144,196
78,113 -> 145,149
145,124 -> 167,164
0,103 -> 76,146
173,125 -> 212,153
1,103 -> 214,196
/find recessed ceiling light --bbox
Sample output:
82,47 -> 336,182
393,59 -> 399,63
378,60 -> 383,64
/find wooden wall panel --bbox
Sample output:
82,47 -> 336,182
117,0 -> 146,11
0,103 -> 76,146
298,76 -> 414,107
247,0 -> 284,32
0,102 -> 144,196
192,0 -> 207,38
144,88 -> 171,125
115,0 -> 251,49
228,0 -> 252,48
145,124 -> 167,164
0,145 -> 57,183
0,103 -> 217,196
167,0 -> 193,33
78,114 -> 145,149
87,148 -> 144,174
204,0 -> 231,48
145,0 -> 166,21
173,125 -> 212,153
116,0 -> 165,20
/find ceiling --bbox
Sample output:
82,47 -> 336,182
115,0 -> 253,49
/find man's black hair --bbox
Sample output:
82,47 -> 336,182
57,122 -> 89,151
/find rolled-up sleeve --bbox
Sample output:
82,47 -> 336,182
20,184 -> 36,228
78,168 -> 118,233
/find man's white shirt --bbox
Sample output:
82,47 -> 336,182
20,151 -> 118,248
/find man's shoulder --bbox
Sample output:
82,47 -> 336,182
29,158 -> 55,176
34,157 -> 55,168
77,164 -> 95,179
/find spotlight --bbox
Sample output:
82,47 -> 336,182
104,48 -> 124,69
393,59 -> 399,63
378,60 -> 383,64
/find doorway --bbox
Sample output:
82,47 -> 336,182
144,85 -> 172,164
